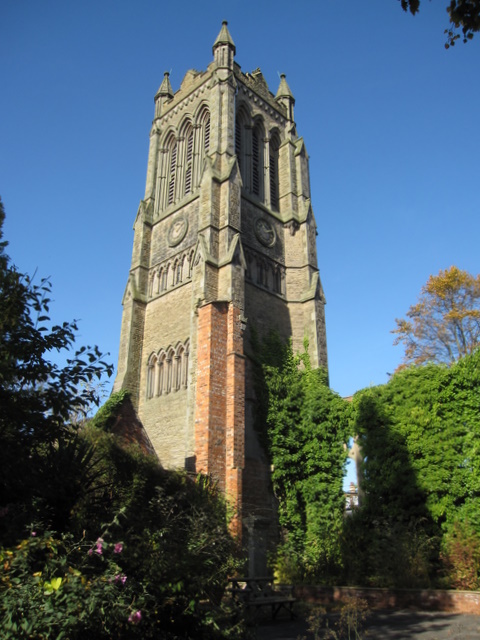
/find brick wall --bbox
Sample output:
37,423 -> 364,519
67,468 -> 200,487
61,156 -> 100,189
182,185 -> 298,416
294,585 -> 480,615
195,301 -> 245,536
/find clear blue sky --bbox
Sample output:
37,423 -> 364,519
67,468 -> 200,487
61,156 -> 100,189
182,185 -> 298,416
2,0 -> 479,404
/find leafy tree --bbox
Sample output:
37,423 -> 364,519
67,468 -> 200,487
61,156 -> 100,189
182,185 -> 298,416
400,0 -> 480,47
345,349 -> 480,588
0,198 -> 113,540
365,361 -> 479,527
259,336 -> 350,582
353,387 -> 430,524
343,385 -> 436,588
393,266 -> 480,368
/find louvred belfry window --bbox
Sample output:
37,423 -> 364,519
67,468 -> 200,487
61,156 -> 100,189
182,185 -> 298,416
204,116 -> 210,153
234,110 -> 245,182
168,142 -> 177,205
270,133 -> 280,211
184,130 -> 194,195
251,120 -> 265,200
252,129 -> 260,196
235,119 -> 241,158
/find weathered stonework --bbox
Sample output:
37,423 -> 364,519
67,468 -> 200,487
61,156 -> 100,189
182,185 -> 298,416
114,22 -> 328,545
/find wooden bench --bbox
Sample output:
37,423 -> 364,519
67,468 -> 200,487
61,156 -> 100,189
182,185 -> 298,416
227,576 -> 296,619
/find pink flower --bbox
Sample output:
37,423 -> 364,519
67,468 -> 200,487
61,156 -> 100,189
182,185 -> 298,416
128,610 -> 142,624
114,542 -> 123,554
114,574 -> 127,585
95,538 -> 104,555
31,531 -> 37,537
88,548 -> 93,556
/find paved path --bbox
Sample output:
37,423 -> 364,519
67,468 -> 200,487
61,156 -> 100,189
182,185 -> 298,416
256,609 -> 480,639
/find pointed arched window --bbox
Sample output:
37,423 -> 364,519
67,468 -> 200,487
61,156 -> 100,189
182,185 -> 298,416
252,130 -> 260,196
147,354 -> 157,399
200,109 -> 211,155
149,272 -> 155,297
273,266 -> 282,294
184,126 -> 194,196
161,265 -> 169,291
166,347 -> 175,393
157,352 -> 166,396
252,120 -> 265,200
175,344 -> 185,391
188,250 -> 195,278
175,257 -> 183,285
269,131 -> 280,211
194,107 -> 211,188
235,107 -> 249,187
204,116 -> 210,153
235,118 -> 242,160
146,340 -> 190,398
182,339 -> 189,388
167,136 -> 178,206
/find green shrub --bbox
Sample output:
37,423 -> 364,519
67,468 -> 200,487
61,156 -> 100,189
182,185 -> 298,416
441,519 -> 480,590
0,466 -> 245,639
0,530 -> 146,639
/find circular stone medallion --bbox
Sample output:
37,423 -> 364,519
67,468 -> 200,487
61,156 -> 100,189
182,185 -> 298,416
168,216 -> 188,247
254,217 -> 276,247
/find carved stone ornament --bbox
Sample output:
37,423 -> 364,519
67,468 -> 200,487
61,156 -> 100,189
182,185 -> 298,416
285,220 -> 300,236
254,217 -> 276,247
168,216 -> 188,247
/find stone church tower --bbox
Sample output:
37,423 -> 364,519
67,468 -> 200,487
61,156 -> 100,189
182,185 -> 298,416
114,22 -> 327,545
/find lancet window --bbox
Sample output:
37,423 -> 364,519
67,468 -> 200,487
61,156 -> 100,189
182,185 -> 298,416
252,120 -> 264,199
188,250 -> 195,278
166,347 -> 175,393
198,107 -> 211,156
244,249 -> 285,297
156,352 -> 165,395
184,128 -> 194,196
146,339 -> 190,399
235,107 -> 249,187
203,115 -> 210,153
149,250 -> 196,300
273,266 -> 282,294
175,257 -> 183,285
157,108 -> 211,211
269,131 -> 280,211
147,354 -> 157,399
166,135 -> 177,206
235,107 -> 281,210
161,266 -> 169,291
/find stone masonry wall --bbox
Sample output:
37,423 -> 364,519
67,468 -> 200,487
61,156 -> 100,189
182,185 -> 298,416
137,283 -> 193,467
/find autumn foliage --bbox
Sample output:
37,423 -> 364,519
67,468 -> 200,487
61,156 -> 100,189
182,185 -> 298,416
393,266 -> 480,368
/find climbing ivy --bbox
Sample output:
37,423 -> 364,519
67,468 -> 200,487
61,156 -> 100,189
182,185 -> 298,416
89,389 -> 130,432
252,332 -> 351,582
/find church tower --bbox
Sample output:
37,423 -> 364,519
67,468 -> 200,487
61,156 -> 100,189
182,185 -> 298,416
114,22 -> 327,541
